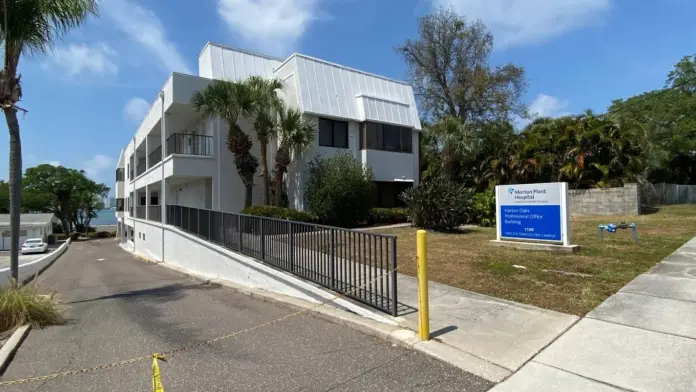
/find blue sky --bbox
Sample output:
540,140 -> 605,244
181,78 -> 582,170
2,0 -> 695,194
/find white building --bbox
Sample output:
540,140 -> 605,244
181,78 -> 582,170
114,42 -> 421,249
0,213 -> 56,250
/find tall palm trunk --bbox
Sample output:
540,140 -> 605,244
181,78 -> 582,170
259,137 -> 270,205
274,145 -> 290,206
4,107 -> 22,282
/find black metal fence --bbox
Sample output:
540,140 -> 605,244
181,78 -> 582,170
135,206 -> 146,219
166,133 -> 213,157
148,206 -> 162,222
136,160 -> 146,177
166,205 -> 399,316
149,145 -> 162,168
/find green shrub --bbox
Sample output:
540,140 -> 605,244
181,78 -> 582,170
369,208 -> 410,225
68,232 -> 81,241
94,231 -> 112,238
242,205 -> 316,222
472,190 -> 496,227
55,233 -> 67,241
400,177 -> 474,231
0,283 -> 66,334
304,153 -> 376,227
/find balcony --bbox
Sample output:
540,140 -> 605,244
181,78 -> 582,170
166,133 -> 213,157
148,206 -> 162,222
149,145 -> 162,167
136,160 -> 146,177
135,206 -> 146,219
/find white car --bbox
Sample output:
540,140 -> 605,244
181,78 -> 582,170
21,238 -> 48,254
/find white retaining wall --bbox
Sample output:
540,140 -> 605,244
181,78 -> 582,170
158,225 -> 394,324
0,239 -> 71,288
132,219 -> 164,261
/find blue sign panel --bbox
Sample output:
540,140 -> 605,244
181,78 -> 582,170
499,205 -> 562,241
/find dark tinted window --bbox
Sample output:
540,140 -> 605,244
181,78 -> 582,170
318,118 -> 349,148
318,118 -> 333,147
360,121 -> 413,153
401,128 -> 412,153
333,121 -> 348,148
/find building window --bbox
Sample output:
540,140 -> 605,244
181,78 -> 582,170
318,118 -> 348,148
139,194 -> 146,206
116,168 -> 125,182
360,122 -> 412,153
116,198 -> 125,212
150,192 -> 159,206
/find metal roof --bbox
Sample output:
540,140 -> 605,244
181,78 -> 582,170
0,213 -> 56,227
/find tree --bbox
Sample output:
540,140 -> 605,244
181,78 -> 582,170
304,153 -> 375,227
247,76 -> 283,205
274,107 -> 315,206
0,180 -> 8,213
1,0 -> 97,281
398,7 -> 527,125
23,164 -> 109,234
609,55 -> 696,184
192,80 -> 259,208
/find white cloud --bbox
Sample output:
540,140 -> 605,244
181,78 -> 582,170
102,0 -> 192,73
84,154 -> 115,179
43,43 -> 118,76
517,94 -> 570,128
528,94 -> 570,118
123,97 -> 150,123
218,0 -> 324,56
435,0 -> 611,48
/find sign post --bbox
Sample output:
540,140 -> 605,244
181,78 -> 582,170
491,182 -> 578,252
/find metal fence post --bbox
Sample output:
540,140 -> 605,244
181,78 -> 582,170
330,228 -> 335,289
260,218 -> 265,261
289,221 -> 294,272
390,238 -> 398,317
238,214 -> 243,251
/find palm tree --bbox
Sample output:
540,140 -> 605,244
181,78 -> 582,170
1,0 -> 97,282
247,76 -> 283,205
274,107 -> 315,206
192,80 -> 259,208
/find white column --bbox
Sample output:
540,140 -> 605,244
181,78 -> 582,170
159,92 -> 166,261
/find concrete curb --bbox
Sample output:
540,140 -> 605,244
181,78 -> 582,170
151,259 -> 511,383
0,325 -> 31,375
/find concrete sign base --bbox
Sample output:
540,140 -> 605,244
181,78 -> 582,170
489,240 -> 580,253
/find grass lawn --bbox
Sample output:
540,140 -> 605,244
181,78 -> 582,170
375,205 -> 696,316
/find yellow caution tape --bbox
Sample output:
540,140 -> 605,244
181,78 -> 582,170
152,353 -> 166,392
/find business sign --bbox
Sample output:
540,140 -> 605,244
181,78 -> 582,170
495,182 -> 570,245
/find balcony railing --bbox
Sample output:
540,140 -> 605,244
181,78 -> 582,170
166,133 -> 213,157
135,206 -> 146,219
136,160 -> 146,177
148,206 -> 162,222
149,145 -> 162,168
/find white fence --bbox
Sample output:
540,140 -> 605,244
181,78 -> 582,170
641,183 -> 696,206
0,239 -> 71,288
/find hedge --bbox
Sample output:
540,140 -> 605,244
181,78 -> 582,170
242,205 -> 317,223
368,208 -> 410,225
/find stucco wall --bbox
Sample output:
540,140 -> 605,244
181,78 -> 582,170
159,225 -> 393,324
132,219 -> 163,261
569,183 -> 641,216
0,239 -> 71,288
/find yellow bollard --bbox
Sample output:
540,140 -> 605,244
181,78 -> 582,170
417,230 -> 429,341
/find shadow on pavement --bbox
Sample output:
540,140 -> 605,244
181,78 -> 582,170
68,282 -> 221,305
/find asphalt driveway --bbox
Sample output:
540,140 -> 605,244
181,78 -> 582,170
0,239 -> 492,392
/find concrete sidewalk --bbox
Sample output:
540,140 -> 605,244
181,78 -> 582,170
492,236 -> 696,392
394,274 -> 579,381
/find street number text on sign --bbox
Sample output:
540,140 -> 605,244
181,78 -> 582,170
495,182 -> 570,245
